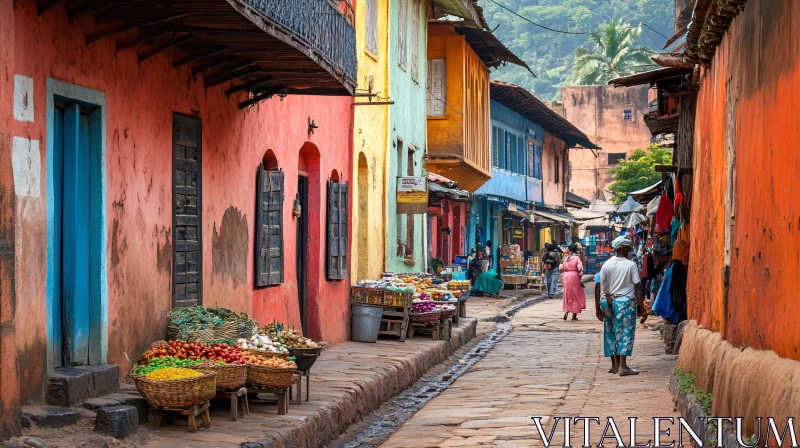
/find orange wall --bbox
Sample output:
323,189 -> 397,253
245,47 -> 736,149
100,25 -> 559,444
4,0 -> 352,406
688,1 -> 800,360
426,24 -> 490,173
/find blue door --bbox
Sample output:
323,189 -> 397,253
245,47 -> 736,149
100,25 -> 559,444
53,102 -> 92,367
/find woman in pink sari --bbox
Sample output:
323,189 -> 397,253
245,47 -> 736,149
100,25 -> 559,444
560,244 -> 587,320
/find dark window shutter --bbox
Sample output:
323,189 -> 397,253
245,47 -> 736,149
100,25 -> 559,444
256,166 -> 284,287
326,180 -> 349,280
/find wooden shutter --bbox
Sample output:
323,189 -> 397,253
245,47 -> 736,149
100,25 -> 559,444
366,0 -> 378,54
491,127 -> 499,167
256,166 -> 284,287
173,114 -> 202,308
411,0 -> 420,80
398,0 -> 407,68
326,180 -> 349,280
426,59 -> 445,116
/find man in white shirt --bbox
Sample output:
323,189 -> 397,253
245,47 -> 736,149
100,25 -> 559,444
598,236 -> 647,376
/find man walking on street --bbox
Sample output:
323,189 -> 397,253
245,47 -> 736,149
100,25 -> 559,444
598,236 -> 647,376
542,243 -> 560,299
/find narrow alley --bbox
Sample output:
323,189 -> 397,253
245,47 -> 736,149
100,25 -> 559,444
330,285 -> 680,448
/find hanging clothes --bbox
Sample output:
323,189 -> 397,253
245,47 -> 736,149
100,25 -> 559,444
670,218 -> 682,245
654,191 -> 675,233
652,264 -> 684,323
669,260 -> 688,320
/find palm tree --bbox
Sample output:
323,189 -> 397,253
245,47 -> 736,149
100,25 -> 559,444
571,21 -> 655,85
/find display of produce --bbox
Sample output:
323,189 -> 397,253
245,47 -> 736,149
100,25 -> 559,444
448,280 -> 471,290
144,367 -> 203,381
261,323 -> 319,348
236,334 -> 290,354
411,301 -> 438,313
143,340 -> 248,364
247,353 -> 297,368
168,307 -> 225,340
133,357 -> 225,375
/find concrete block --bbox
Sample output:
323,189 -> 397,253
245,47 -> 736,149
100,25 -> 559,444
20,406 -> 81,429
75,364 -> 120,396
102,392 -> 150,424
45,368 -> 93,407
94,406 -> 139,439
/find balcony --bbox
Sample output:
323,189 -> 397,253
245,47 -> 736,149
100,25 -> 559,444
473,168 -> 543,205
56,0 -> 357,103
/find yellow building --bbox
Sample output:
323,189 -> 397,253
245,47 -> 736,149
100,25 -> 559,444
351,0 -> 390,283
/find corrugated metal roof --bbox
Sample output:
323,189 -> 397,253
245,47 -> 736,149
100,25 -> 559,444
430,0 -> 488,29
608,67 -> 693,88
489,81 -> 599,150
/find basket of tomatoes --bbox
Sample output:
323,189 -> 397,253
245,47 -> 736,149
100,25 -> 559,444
141,340 -> 249,391
246,354 -> 297,389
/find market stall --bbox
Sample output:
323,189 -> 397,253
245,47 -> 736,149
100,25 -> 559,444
131,307 -> 322,429
498,244 -> 527,289
352,273 -> 464,341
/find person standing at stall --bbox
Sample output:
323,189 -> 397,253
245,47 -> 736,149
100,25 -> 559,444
560,244 -> 586,320
542,243 -> 560,299
599,236 -> 647,376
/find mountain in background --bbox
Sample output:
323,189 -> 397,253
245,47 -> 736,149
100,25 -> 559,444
481,0 -> 674,100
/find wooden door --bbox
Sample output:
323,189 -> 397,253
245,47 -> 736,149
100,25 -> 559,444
172,114 -> 202,308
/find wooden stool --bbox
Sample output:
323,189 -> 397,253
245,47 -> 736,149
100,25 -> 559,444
247,386 -> 289,415
290,369 -> 311,405
152,401 -> 211,433
407,321 -> 443,340
215,387 -> 249,421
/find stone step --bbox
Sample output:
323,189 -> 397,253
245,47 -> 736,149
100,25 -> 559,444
20,406 -> 81,429
45,364 -> 119,407
83,391 -> 149,425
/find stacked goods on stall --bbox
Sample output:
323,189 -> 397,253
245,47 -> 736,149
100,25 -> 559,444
137,340 -> 249,391
261,323 -> 322,371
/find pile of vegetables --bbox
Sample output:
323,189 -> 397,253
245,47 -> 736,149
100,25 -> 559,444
247,353 -> 296,368
236,334 -> 289,354
142,340 -> 248,365
144,367 -> 203,381
411,301 -> 439,313
133,357 -> 224,375
262,323 -> 318,349
168,306 -> 225,339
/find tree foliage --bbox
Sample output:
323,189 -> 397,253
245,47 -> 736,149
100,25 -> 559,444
571,21 -> 655,85
480,0 -> 673,100
607,144 -> 672,204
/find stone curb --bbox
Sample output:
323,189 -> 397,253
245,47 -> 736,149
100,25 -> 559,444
669,369 -> 744,448
239,319 -> 478,448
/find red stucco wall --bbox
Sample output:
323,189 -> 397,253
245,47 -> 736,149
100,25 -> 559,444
5,0 -> 352,404
688,1 -> 800,360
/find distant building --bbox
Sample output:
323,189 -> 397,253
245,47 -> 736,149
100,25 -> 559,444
555,85 -> 652,201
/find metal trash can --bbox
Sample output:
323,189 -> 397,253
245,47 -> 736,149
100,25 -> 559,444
351,303 -> 383,343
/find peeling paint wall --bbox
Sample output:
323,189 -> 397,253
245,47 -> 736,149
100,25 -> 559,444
688,1 -> 800,360
387,0 -> 428,273
542,132 -> 567,208
5,0 -> 353,405
561,85 -> 651,201
352,0 -> 390,282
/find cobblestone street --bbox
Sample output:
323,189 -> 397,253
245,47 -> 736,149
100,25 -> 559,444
380,285 -> 680,447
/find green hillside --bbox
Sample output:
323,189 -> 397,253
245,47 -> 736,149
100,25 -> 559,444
480,0 -> 674,100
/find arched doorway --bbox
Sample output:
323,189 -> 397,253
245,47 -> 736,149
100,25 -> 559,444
297,143 -> 320,338
356,153 -> 369,282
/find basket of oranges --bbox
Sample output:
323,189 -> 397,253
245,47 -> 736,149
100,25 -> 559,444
246,354 -> 297,388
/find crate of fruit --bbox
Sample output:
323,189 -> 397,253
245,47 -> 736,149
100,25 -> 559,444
350,287 -> 386,305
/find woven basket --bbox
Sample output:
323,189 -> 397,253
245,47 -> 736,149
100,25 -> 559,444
187,363 -> 247,390
241,349 -> 289,360
133,370 -> 217,408
246,364 -> 296,388
409,310 -> 442,323
439,307 -> 456,320
167,324 -> 214,342
288,347 -> 322,371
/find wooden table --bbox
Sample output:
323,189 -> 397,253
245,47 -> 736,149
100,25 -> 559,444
290,369 -> 311,405
247,386 -> 289,415
152,401 -> 211,433
214,387 -> 249,421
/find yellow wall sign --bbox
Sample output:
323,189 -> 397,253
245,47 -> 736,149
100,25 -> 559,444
397,177 -> 428,214
512,228 -> 524,238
